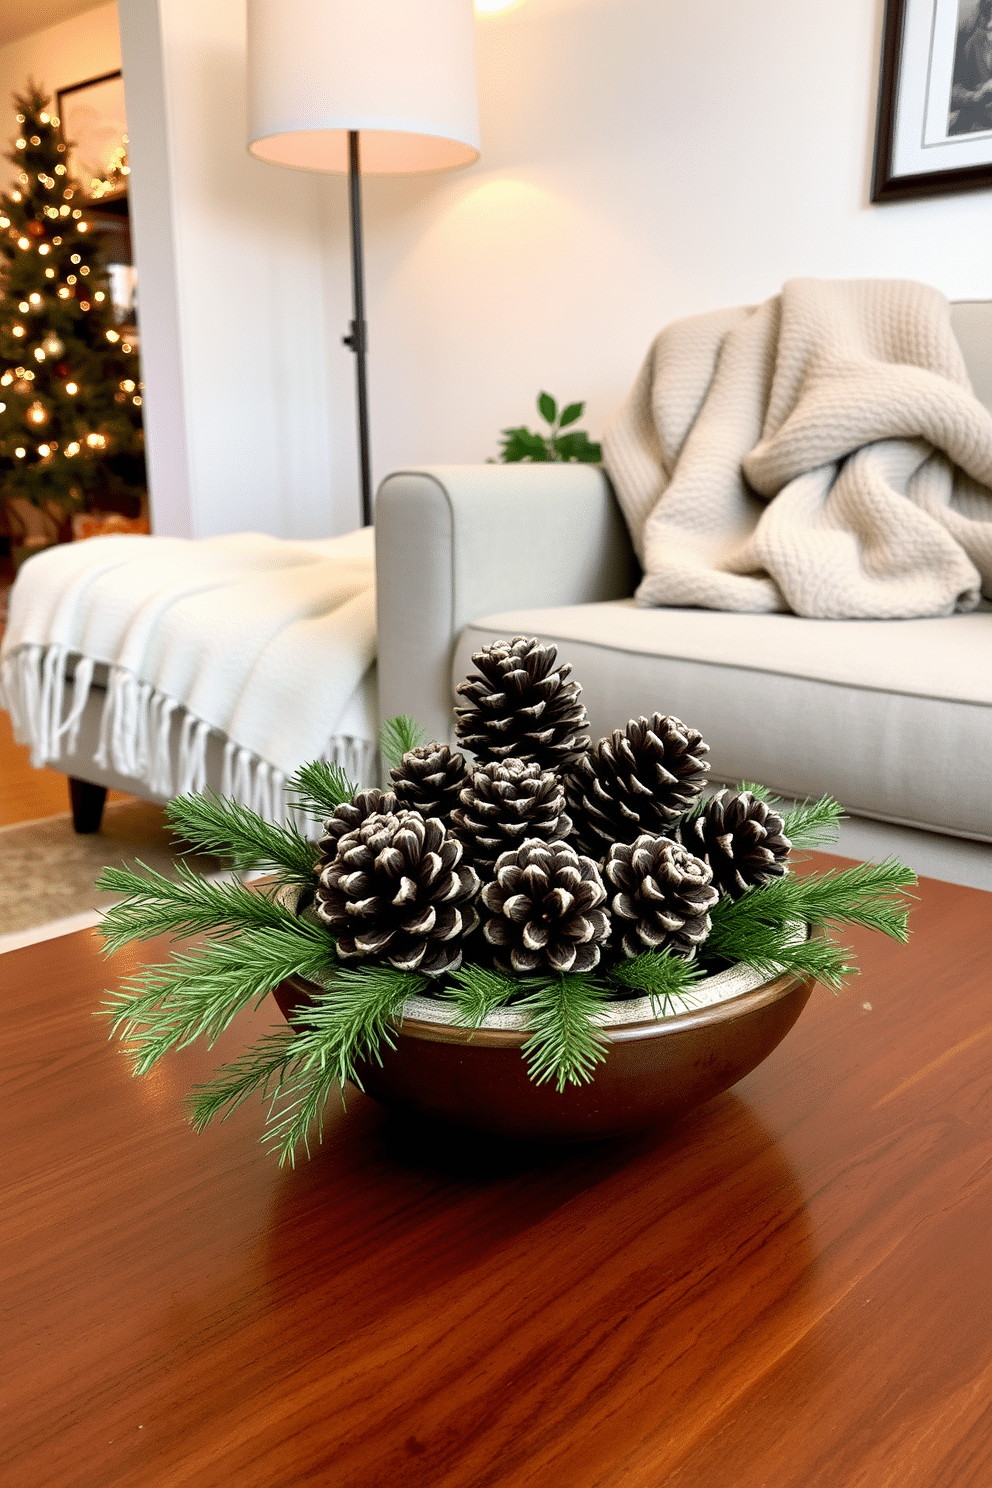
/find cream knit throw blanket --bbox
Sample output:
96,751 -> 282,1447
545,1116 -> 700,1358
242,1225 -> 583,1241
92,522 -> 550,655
0,528 -> 376,822
602,278 -> 992,617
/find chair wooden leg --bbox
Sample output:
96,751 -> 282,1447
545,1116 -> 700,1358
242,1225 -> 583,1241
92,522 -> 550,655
69,777 -> 107,834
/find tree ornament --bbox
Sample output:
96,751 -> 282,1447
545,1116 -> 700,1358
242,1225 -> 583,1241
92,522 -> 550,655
315,810 -> 480,976
681,789 -> 792,899
451,758 -> 572,882
604,834 -> 718,959
315,787 -> 399,862
565,714 -> 710,859
481,839 -> 610,974
454,635 -> 590,772
388,742 -> 470,828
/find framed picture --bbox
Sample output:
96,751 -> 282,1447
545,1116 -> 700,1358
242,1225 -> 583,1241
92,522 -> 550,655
872,0 -> 992,201
56,69 -> 129,202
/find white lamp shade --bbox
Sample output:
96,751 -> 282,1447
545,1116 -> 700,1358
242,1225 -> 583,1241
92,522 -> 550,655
247,0 -> 480,175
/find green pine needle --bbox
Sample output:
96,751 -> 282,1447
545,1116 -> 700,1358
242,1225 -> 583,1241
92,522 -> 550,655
165,792 -> 318,884
783,794 -> 845,850
707,858 -> 916,989
101,920 -> 335,1075
607,949 -> 703,1015
284,760 -> 358,821
517,974 -> 612,1092
447,963 -> 526,1026
261,962 -> 425,1163
379,714 -> 428,770
187,1029 -> 300,1131
712,922 -> 855,990
736,780 -> 774,802
95,858 -> 308,953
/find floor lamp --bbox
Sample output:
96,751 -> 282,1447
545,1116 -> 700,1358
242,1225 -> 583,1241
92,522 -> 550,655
246,0 -> 480,527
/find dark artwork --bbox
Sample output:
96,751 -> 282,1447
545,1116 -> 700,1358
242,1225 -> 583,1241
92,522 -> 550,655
948,0 -> 992,135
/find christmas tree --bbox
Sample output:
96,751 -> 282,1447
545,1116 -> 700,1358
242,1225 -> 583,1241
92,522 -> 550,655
0,83 -> 146,541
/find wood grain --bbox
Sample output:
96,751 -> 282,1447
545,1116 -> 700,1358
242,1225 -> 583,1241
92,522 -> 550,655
1,859 -> 990,1488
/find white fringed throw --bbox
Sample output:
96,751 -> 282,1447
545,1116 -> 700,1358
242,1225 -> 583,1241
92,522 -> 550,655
0,527 -> 377,821
603,278 -> 992,618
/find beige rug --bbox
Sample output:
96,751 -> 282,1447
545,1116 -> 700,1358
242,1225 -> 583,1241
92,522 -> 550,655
0,797 -> 223,945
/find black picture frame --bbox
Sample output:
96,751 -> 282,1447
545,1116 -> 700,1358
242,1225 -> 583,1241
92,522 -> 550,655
871,0 -> 992,201
56,68 -> 129,204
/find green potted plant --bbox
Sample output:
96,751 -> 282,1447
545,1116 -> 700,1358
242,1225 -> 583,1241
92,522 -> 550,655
496,393 -> 602,463
101,637 -> 914,1161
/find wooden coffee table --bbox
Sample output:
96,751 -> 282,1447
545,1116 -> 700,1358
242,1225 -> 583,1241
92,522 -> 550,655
2,858 -> 989,1488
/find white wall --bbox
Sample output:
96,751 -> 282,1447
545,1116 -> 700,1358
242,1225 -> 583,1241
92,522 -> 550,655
0,3 -> 120,195
65,1 -> 992,538
117,0 -> 339,539
364,0 -> 992,483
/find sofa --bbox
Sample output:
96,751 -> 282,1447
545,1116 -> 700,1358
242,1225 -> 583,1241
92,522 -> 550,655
375,300 -> 992,891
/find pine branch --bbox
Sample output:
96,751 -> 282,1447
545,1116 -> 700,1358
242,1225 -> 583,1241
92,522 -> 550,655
517,974 -> 612,1091
708,922 -> 855,989
101,920 -> 335,1074
783,794 -> 844,850
710,859 -> 915,948
379,714 -> 427,770
706,859 -> 916,989
261,963 -> 425,1164
186,1029 -> 300,1131
736,780 -> 774,803
607,949 -> 703,1015
284,760 -> 357,821
447,963 -> 528,1026
95,858 -> 310,954
165,792 -> 318,884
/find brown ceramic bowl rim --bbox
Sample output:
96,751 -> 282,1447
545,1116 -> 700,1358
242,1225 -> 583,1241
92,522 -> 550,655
387,959 -> 813,1049
277,875 -> 819,1052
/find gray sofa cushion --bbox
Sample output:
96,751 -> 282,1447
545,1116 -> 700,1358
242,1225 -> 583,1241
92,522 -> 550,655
455,600 -> 992,841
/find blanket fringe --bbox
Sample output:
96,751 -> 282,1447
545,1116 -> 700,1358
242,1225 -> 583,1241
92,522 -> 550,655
0,643 -> 376,828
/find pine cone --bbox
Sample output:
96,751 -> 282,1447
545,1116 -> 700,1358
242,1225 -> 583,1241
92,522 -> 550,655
389,742 -> 470,828
454,636 -> 590,772
450,758 -> 572,881
316,788 -> 399,862
681,789 -> 791,899
565,714 -> 710,859
604,835 -> 718,959
480,839 -> 610,974
315,810 -> 481,976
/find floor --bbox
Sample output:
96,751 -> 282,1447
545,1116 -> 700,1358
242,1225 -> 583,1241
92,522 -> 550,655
0,558 -> 123,829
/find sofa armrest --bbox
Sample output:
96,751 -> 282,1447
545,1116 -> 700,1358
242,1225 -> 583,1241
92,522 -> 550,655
375,463 -> 639,743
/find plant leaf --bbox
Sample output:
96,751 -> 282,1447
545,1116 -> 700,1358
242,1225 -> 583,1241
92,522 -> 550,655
558,401 -> 584,428
538,391 -> 557,425
554,430 -> 602,463
498,426 -> 550,463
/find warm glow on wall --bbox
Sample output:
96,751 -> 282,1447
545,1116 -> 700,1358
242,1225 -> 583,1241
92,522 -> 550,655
475,0 -> 526,11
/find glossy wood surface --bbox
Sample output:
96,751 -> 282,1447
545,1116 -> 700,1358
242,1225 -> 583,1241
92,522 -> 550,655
2,859 -> 990,1488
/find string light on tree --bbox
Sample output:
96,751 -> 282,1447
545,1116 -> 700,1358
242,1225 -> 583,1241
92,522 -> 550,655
0,83 -> 146,525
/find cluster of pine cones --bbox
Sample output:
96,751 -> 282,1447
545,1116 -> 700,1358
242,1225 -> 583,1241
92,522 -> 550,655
314,637 -> 791,981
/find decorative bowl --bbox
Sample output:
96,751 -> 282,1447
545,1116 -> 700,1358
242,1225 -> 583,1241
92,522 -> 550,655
271,955 -> 815,1142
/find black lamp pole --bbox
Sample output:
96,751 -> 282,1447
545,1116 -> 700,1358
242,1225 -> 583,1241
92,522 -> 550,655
342,130 -> 373,527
